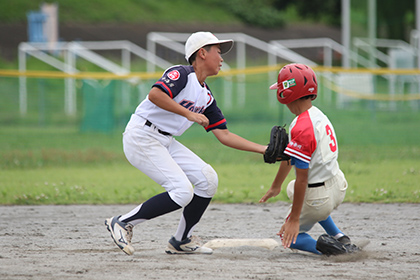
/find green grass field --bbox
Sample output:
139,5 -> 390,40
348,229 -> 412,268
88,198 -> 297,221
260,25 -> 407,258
1,122 -> 419,205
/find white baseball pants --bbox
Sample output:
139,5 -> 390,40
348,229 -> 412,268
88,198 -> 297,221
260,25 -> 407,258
286,169 -> 348,233
122,114 -> 218,207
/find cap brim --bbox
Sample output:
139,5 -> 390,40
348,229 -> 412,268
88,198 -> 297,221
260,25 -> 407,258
269,82 -> 278,90
219,40 -> 233,55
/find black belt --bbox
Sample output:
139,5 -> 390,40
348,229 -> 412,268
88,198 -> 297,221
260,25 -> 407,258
145,120 -> 172,136
308,182 -> 324,188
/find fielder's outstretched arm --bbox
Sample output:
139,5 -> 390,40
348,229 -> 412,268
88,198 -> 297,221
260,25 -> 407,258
212,128 -> 267,154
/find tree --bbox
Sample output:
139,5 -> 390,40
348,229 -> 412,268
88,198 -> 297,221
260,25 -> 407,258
272,0 -> 341,26
272,0 -> 415,41
377,0 -> 415,40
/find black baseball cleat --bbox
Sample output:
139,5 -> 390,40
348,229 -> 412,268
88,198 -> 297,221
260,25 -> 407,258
316,234 -> 360,256
105,216 -> 134,255
337,235 -> 351,245
165,236 -> 213,254
337,235 -> 360,253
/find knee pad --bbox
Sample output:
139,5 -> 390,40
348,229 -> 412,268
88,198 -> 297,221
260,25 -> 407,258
202,164 -> 218,197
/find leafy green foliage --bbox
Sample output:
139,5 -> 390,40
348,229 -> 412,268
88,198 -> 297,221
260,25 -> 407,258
0,0 -> 239,24
273,0 -> 341,26
221,0 -> 286,28
376,0 -> 415,40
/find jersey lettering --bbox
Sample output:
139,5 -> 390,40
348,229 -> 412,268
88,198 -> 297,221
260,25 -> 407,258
180,100 -> 194,109
179,99 -> 205,114
325,124 -> 337,152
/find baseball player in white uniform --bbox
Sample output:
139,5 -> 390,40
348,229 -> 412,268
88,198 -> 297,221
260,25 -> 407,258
260,63 -> 354,255
105,32 -> 267,255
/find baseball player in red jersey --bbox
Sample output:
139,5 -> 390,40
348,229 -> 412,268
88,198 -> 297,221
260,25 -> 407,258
260,63 -> 357,255
105,32 -> 267,255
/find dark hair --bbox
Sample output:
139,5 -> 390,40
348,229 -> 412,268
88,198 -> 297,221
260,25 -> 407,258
188,45 -> 212,65
299,95 -> 316,101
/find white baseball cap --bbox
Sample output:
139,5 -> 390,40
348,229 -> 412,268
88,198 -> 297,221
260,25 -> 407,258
185,31 -> 234,62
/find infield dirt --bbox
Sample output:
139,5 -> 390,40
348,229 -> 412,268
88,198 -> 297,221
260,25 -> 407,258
1,202 -> 419,280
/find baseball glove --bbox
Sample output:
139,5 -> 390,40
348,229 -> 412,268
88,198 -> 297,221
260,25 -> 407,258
264,125 -> 290,164
316,234 -> 360,256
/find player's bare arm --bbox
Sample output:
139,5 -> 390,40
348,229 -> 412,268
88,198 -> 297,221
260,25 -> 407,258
259,160 -> 292,203
211,129 -> 267,154
279,167 -> 308,248
148,87 -> 209,127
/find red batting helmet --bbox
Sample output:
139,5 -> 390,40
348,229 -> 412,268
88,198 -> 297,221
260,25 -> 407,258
269,63 -> 317,104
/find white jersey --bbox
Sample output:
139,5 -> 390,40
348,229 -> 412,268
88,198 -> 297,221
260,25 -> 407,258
134,65 -> 227,136
285,106 -> 339,184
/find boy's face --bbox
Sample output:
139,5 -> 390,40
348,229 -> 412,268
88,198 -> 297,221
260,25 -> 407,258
204,44 -> 223,76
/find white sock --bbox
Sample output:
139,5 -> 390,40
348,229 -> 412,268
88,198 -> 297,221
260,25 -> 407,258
334,233 -> 344,239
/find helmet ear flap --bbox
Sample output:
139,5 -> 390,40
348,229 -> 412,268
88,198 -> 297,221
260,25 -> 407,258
277,89 -> 291,103
277,89 -> 284,99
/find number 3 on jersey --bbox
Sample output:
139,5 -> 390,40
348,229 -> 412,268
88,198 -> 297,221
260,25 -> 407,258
325,124 -> 337,152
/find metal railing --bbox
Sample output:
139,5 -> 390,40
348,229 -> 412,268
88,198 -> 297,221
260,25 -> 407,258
18,40 -> 172,115
16,31 -> 420,115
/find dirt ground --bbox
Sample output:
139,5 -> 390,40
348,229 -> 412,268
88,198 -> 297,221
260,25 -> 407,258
0,202 -> 419,280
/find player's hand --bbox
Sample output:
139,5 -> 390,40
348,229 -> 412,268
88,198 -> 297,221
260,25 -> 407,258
278,219 -> 299,249
187,112 -> 209,127
259,186 -> 281,203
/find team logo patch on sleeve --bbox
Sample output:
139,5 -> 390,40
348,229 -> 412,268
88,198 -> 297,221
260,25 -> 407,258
167,70 -> 180,80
